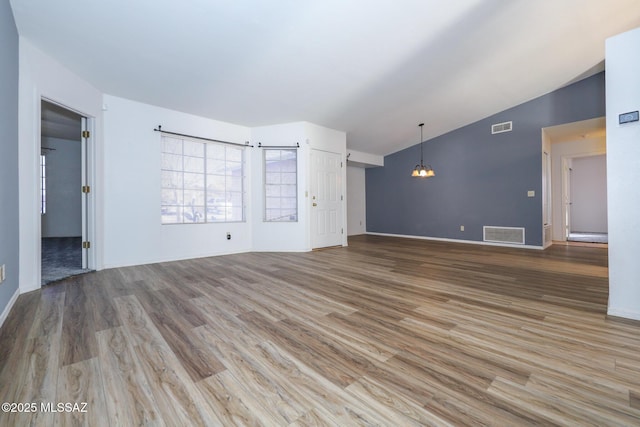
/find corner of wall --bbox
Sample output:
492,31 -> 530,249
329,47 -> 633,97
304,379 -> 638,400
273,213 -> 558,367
0,288 -> 20,330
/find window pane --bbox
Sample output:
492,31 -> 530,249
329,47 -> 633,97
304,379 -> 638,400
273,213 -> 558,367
266,150 -> 284,160
162,171 -> 183,189
41,155 -> 46,215
227,161 -> 243,175
183,189 -> 205,206
228,175 -> 243,192
227,148 -> 242,162
183,206 -> 205,223
265,184 -> 280,197
206,175 -> 225,192
161,189 -> 183,205
265,159 -> 282,173
229,192 -> 243,206
183,173 -> 205,190
282,172 -> 296,185
281,185 -> 296,197
207,144 -> 226,160
162,206 -> 183,224
162,153 -> 182,171
206,159 -> 225,174
281,158 -> 297,172
265,173 -> 281,185
266,197 -> 281,209
207,191 -> 226,203
281,197 -> 297,209
162,138 -> 182,154
183,140 -> 204,157
184,156 -> 204,173
230,207 -> 243,221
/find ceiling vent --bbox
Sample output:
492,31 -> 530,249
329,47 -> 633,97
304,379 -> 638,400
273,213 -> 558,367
491,121 -> 513,134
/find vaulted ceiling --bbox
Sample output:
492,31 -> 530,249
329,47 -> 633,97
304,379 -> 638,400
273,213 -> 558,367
10,0 -> 640,155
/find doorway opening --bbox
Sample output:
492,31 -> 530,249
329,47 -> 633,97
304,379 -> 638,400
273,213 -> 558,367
40,100 -> 91,284
543,117 -> 607,247
566,154 -> 608,243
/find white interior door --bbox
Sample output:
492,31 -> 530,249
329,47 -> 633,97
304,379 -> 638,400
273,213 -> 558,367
310,149 -> 343,249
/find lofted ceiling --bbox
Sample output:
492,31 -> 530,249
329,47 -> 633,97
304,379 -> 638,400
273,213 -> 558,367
10,0 -> 640,156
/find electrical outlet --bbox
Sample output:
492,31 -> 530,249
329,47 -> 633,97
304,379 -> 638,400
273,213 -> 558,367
460,225 -> 464,232
0,264 -> 5,283
527,190 -> 535,197
226,232 -> 231,240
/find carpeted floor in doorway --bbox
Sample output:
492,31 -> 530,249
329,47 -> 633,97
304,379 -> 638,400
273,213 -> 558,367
42,237 -> 91,285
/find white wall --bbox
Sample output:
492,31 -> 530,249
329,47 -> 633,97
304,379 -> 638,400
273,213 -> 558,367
102,95 -> 253,268
103,112 -> 347,263
18,38 -> 103,292
41,137 -> 82,237
606,27 -> 640,321
570,154 -> 607,233
550,136 -> 606,240
347,166 -> 366,235
348,149 -> 384,168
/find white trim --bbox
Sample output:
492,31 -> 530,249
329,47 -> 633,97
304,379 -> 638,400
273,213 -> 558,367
607,307 -> 640,322
366,232 -> 544,250
0,288 -> 20,330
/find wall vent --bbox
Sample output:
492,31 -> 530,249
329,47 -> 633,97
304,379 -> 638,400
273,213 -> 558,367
491,121 -> 513,134
483,226 -> 525,245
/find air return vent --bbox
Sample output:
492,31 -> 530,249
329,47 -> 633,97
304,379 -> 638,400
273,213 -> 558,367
491,121 -> 513,134
483,226 -> 525,245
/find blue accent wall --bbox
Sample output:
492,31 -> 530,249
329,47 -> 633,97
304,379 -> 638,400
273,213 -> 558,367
366,73 -> 605,246
0,0 -> 20,316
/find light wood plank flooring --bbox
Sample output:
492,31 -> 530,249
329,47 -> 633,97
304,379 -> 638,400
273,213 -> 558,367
1,234 -> 639,426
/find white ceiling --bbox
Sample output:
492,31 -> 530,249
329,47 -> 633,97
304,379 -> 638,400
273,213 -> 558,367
10,0 -> 640,156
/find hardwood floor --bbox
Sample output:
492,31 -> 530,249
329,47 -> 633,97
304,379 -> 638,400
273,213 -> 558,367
1,234 -> 639,426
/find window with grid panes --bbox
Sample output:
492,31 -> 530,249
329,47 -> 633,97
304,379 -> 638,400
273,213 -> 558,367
264,149 -> 297,222
161,135 -> 244,224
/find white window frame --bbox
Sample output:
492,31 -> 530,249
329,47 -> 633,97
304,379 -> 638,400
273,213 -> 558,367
161,135 -> 245,224
263,148 -> 298,222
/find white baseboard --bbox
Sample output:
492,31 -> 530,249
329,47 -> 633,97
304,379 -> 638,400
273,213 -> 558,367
607,307 -> 640,322
366,232 -> 544,250
0,287 -> 20,330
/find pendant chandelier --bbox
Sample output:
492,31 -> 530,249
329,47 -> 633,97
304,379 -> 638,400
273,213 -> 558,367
411,123 -> 435,178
